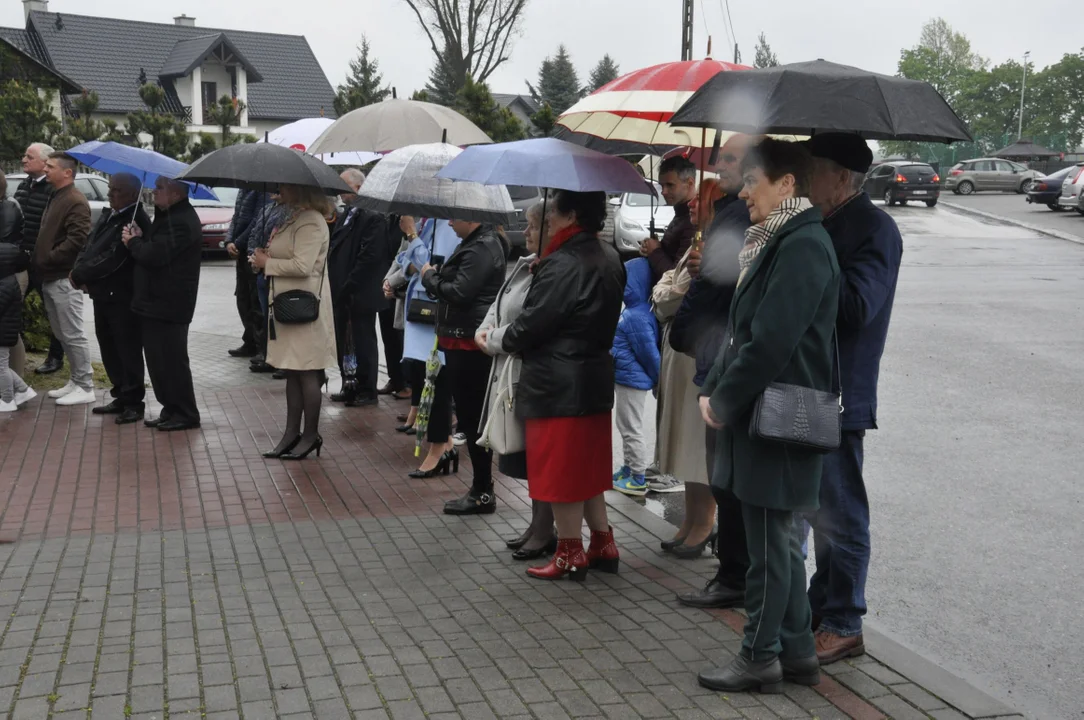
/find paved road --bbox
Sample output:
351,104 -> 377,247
940,190 -> 1084,241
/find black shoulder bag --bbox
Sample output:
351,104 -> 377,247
747,331 -> 843,453
268,251 -> 327,341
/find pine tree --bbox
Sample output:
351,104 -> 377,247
527,45 -> 583,115
753,33 -> 779,68
530,103 -> 557,137
588,54 -> 620,92
206,95 -> 246,146
334,36 -> 391,115
0,80 -> 61,162
424,46 -> 461,106
125,84 -> 189,159
455,76 -> 526,143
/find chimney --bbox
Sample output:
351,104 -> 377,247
23,0 -> 49,21
174,14 -> 195,27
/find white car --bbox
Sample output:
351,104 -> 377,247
5,172 -> 110,225
609,183 -> 674,257
1056,164 -> 1084,214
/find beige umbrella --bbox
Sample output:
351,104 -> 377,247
309,99 -> 492,155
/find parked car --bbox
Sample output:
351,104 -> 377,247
190,187 -> 240,253
505,185 -> 543,259
1057,164 -> 1084,215
609,183 -> 675,258
864,162 -> 941,207
5,172 -> 110,225
1028,164 -> 1082,211
944,158 -> 1042,195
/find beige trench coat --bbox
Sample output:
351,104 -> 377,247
264,209 -> 338,371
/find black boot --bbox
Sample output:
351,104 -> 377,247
443,489 -> 496,516
697,654 -> 784,694
35,356 -> 63,375
780,655 -> 820,686
676,578 -> 744,609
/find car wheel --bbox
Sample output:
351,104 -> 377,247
1019,179 -> 1034,194
883,188 -> 895,206
1048,203 -> 1063,211
957,180 -> 975,195
899,199 -> 909,206
925,199 -> 938,208
1076,208 -> 1084,216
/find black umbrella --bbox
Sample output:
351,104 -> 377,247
176,143 -> 353,194
670,59 -> 973,143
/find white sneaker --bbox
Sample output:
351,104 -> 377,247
0,400 -> 17,413
47,381 -> 77,399
55,387 -> 96,406
13,388 -> 37,405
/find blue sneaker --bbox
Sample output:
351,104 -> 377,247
612,465 -> 631,486
613,474 -> 648,497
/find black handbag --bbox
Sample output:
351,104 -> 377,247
747,332 -> 843,453
268,254 -> 327,340
406,296 -> 438,325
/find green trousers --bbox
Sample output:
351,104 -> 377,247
740,504 -> 816,661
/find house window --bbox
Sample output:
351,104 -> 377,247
201,82 -> 217,124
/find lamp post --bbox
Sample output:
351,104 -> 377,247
1018,50 -> 1030,140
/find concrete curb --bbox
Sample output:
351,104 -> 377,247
603,492 -> 1024,720
940,200 -> 1084,246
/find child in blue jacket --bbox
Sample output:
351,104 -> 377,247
611,258 -> 660,496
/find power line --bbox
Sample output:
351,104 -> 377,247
715,0 -> 734,52
724,0 -> 737,51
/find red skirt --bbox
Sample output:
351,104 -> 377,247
525,413 -> 612,503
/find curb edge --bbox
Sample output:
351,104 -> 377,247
940,201 -> 1084,246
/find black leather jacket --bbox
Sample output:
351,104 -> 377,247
502,232 -> 625,419
421,225 -> 507,339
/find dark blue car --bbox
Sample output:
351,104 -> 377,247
1026,165 -> 1078,210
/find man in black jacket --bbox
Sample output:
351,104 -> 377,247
669,134 -> 754,610
328,169 -> 389,407
13,143 -> 65,375
71,173 -> 151,425
225,189 -> 271,358
122,177 -> 203,432
640,155 -> 697,285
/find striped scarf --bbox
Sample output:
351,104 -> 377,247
737,197 -> 813,286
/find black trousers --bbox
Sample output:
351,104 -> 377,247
93,300 -> 145,410
141,318 -> 199,424
445,349 -> 493,494
707,426 -> 750,590
408,359 -> 425,406
333,301 -> 379,398
378,306 -> 405,390
235,257 -> 264,350
427,362 -> 453,443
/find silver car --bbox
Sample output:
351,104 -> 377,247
609,183 -> 674,258
5,172 -> 111,225
1056,164 -> 1084,214
944,158 -> 1042,195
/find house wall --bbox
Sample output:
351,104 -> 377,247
197,61 -> 235,123
174,75 -> 193,115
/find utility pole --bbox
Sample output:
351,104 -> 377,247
681,0 -> 694,61
1017,50 -> 1030,140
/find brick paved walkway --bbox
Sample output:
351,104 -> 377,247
0,372 -> 1017,718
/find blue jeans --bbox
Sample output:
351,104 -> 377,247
805,430 -> 869,637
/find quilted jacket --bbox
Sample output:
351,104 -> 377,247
612,258 -> 660,390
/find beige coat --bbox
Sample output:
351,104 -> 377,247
264,209 -> 337,371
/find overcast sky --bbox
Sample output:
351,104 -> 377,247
2,0 -> 1078,96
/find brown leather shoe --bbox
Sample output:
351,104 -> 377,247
815,630 -> 865,665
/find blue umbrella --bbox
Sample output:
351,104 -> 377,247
435,137 -> 654,195
66,141 -> 218,200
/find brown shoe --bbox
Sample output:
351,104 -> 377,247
815,630 -> 865,665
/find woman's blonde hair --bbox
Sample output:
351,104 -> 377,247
279,184 -> 332,216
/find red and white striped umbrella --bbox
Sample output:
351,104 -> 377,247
555,59 -> 749,155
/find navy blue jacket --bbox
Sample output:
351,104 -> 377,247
670,194 -> 751,385
823,192 -> 902,431
612,258 -> 659,389
228,190 -> 273,252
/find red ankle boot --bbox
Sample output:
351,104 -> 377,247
586,526 -> 619,573
527,538 -> 588,581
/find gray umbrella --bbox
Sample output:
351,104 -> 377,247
309,99 -> 492,154
356,143 -> 515,225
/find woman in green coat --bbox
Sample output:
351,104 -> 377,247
697,139 -> 841,694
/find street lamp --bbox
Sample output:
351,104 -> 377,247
1018,50 -> 1031,140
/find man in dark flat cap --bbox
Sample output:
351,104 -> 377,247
804,133 -> 903,665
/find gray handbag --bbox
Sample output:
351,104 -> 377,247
748,333 -> 842,453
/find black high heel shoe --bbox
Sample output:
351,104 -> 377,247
671,530 -> 719,559
263,435 -> 301,459
660,534 -> 688,553
512,536 -> 559,561
506,529 -> 532,550
281,435 -> 323,460
408,448 -> 454,478
395,423 -> 416,434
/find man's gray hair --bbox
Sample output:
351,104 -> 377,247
111,172 -> 142,195
341,168 -> 366,189
28,143 -> 54,160
848,170 -> 867,192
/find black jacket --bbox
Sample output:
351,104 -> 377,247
503,232 -> 625,419
227,190 -> 272,253
327,202 -> 391,310
0,200 -> 26,271
128,199 -> 203,324
422,225 -> 507,338
71,204 -> 152,304
822,192 -> 903,431
670,194 -> 751,385
13,175 -> 52,259
646,201 -> 695,285
0,238 -> 24,348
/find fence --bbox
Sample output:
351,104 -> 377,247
889,133 -> 1081,174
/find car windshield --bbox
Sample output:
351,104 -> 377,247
190,186 -> 239,207
625,183 -> 662,207
1044,165 -> 1077,180
507,185 -> 539,201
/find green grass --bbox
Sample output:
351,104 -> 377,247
23,352 -> 110,394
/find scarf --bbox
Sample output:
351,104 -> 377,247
541,224 -> 584,259
737,197 -> 813,286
